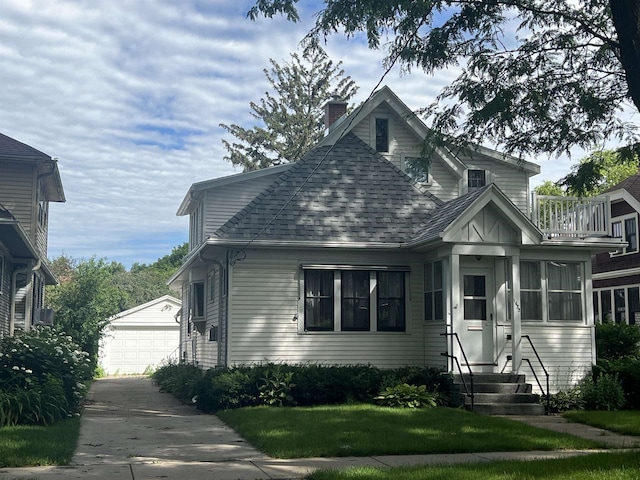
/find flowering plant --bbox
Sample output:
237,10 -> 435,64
0,326 -> 92,425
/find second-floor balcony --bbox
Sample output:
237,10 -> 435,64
531,194 -> 611,238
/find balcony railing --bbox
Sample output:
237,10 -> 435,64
531,194 -> 610,237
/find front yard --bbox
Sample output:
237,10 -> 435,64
563,410 -> 640,436
217,404 -> 602,458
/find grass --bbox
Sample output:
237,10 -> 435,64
305,451 -> 640,480
563,410 -> 640,436
0,417 -> 81,467
217,404 -> 602,458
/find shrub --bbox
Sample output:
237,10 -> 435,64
595,357 -> 640,409
580,373 -> 625,411
595,322 -> 640,360
374,383 -> 439,408
151,361 -> 203,403
195,367 -> 260,412
0,326 -> 90,425
258,367 -> 297,407
547,388 -> 584,413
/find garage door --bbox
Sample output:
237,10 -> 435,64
102,326 -> 179,375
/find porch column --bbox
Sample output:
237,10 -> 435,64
450,253 -> 460,369
511,255 -> 522,373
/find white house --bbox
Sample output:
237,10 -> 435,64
99,295 -> 181,375
169,86 -> 621,407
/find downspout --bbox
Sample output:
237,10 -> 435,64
9,258 -> 40,336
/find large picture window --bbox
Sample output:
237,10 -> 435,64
303,267 -> 407,333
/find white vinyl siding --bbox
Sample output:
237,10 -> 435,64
0,163 -> 36,239
227,252 -> 429,368
519,324 -> 594,393
202,174 -> 283,237
425,159 -> 459,202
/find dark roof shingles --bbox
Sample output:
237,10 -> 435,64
0,132 -> 51,160
216,133 -> 441,244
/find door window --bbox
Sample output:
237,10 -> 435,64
463,274 -> 487,320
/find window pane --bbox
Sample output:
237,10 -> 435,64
593,291 -> 600,323
434,291 -> 444,321
615,288 -> 626,324
424,263 -> 433,291
464,299 -> 487,320
434,261 -> 443,290
305,271 -> 334,331
548,262 -> 580,291
463,275 -> 485,296
629,287 -> 640,325
549,292 -> 582,321
612,221 -> 622,238
521,291 -> 542,320
601,290 -> 612,323
342,271 -> 370,331
192,282 -> 205,318
425,292 -> 433,321
377,272 -> 405,331
626,218 -> 638,252
520,262 -> 541,290
468,169 -> 486,188
375,118 -> 389,152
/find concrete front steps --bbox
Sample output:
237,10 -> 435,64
453,373 -> 546,415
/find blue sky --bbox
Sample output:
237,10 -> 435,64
0,0 -> 618,268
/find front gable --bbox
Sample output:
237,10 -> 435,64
458,204 -> 518,244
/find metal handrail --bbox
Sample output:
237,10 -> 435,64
440,332 -> 474,411
521,335 -> 550,415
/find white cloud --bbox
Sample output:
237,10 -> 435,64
0,0 -> 590,267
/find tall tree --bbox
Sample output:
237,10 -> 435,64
560,149 -> 638,196
249,1 -> 640,157
220,45 -> 357,171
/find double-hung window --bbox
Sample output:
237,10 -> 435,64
191,281 -> 205,320
303,267 -> 407,332
424,261 -> 444,321
520,260 -> 582,322
612,214 -> 638,255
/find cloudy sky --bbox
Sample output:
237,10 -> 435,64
0,0 -> 617,268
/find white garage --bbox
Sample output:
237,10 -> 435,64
100,295 -> 181,375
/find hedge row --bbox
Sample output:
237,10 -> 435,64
152,363 -> 454,412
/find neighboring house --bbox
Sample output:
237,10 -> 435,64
169,86 -> 621,393
99,295 -> 181,375
592,172 -> 640,324
0,132 -> 65,337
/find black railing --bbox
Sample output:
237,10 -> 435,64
440,332 -> 474,411
521,335 -> 550,415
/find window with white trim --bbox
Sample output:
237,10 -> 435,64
208,272 -> 216,303
467,169 -> 486,190
303,267 -> 408,332
520,260 -> 582,322
190,281 -> 205,320
424,261 -> 444,322
612,214 -> 638,255
375,118 -> 390,152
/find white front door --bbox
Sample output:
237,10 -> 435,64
458,268 -> 495,372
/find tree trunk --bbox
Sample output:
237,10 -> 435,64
610,0 -> 640,113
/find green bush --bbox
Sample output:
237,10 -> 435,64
595,357 -> 640,409
580,373 -> 625,411
0,327 -> 90,426
374,383 -> 439,408
153,362 -> 454,413
547,388 -> 584,413
596,322 -> 640,360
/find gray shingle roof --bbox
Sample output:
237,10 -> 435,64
409,186 -> 491,245
0,132 -> 51,160
603,172 -> 640,201
215,133 -> 442,244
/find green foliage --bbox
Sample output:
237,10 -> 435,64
595,357 -> 640,409
580,373 -> 625,411
258,367 -> 297,407
0,327 -> 90,426
547,388 -> 584,413
153,363 -> 454,413
220,45 -> 357,171
596,322 -> 640,361
560,149 -> 638,197
249,1 -> 639,157
533,180 -> 565,197
374,383 -> 438,409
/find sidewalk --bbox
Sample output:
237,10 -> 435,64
0,377 -> 638,480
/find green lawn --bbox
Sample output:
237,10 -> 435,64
563,410 -> 640,436
0,417 -> 81,467
306,452 -> 640,480
217,404 -> 602,458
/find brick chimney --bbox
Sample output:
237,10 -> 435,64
323,92 -> 348,129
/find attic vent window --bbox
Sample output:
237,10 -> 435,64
375,118 -> 389,152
